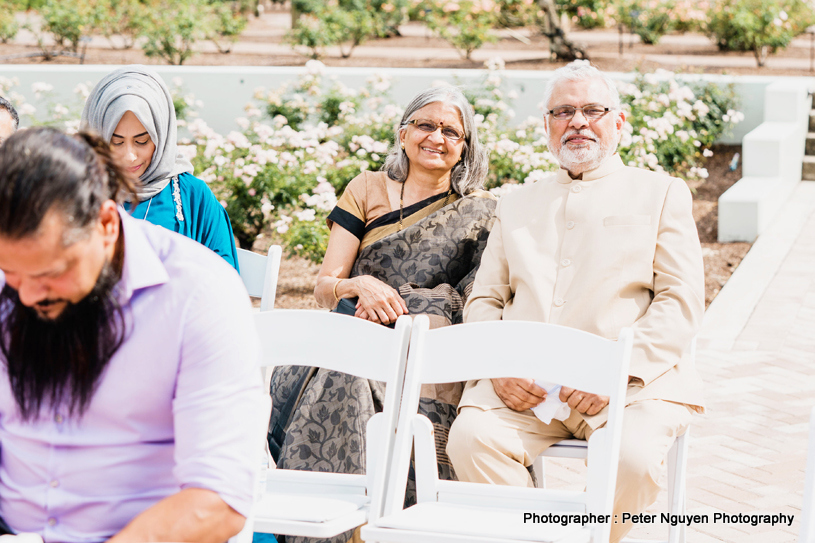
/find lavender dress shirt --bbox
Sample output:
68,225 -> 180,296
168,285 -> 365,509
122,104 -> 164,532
0,211 -> 264,542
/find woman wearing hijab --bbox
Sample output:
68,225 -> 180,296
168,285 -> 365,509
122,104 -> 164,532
81,65 -> 239,271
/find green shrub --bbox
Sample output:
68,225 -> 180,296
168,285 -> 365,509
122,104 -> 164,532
209,3 -> 248,54
92,0 -> 148,49
494,0 -> 540,28
615,0 -> 674,45
40,0 -> 95,51
705,0 -> 815,66
0,7 -> 19,44
423,0 -> 500,60
140,0 -> 214,65
556,0 -> 609,30
286,11 -> 342,59
618,70 -> 742,177
287,1 -> 398,58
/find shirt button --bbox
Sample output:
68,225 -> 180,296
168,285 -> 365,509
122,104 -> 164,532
566,221 -> 575,230
554,298 -> 565,307
54,414 -> 63,424
50,479 -> 60,488
572,185 -> 582,193
561,259 -> 571,267
48,518 -> 57,527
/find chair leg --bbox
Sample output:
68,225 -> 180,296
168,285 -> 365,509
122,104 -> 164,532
667,430 -> 689,543
532,455 -> 546,489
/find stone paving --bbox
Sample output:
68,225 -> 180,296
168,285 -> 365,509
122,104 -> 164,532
543,182 -> 815,542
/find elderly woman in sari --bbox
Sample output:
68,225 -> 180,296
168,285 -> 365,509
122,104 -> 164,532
81,65 -> 239,270
268,87 -> 496,543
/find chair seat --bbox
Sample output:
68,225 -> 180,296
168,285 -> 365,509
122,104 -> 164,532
369,502 -> 590,543
255,494 -> 367,522
542,440 -> 589,459
253,494 -> 369,537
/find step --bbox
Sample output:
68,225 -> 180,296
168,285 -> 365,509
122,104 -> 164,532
804,156 -> 815,180
807,132 -> 815,155
809,111 -> 815,132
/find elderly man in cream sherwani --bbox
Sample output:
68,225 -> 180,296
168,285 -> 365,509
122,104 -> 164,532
446,61 -> 705,543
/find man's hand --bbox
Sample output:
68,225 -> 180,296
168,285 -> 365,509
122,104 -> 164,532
491,378 -> 546,411
559,387 -> 609,416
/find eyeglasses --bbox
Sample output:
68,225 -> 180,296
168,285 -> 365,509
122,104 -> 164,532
404,119 -> 465,142
546,105 -> 613,121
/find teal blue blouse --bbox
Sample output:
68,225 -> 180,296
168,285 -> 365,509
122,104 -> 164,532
124,173 -> 240,271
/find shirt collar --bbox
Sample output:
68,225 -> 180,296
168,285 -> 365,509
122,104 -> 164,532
117,208 -> 169,304
555,153 -> 625,184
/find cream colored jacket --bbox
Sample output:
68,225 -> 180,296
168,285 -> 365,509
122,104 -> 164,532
461,154 -> 705,428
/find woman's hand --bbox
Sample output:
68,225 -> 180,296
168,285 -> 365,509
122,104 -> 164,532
352,275 -> 409,325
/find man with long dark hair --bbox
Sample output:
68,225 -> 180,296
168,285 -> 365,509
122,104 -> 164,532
0,127 -> 263,542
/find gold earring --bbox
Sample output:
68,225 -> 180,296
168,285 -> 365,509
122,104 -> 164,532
401,142 -> 405,149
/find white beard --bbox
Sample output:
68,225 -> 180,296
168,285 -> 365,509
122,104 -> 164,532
552,128 -> 617,175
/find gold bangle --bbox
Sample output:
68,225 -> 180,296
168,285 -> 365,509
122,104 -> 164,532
333,278 -> 345,303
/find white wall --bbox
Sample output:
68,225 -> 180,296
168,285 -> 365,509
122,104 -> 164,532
0,64 -> 792,143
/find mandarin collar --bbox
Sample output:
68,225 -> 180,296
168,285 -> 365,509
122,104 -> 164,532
555,153 -> 625,184
117,208 -> 169,304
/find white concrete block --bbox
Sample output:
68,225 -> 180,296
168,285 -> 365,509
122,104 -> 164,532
743,121 -> 805,179
764,81 -> 812,124
718,176 -> 794,242
717,80 -> 810,242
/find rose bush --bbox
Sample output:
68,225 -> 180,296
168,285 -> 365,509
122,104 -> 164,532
3,62 -> 742,260
705,0 -> 815,67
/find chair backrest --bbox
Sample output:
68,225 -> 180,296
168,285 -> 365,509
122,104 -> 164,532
238,245 -> 282,311
381,315 -> 632,540
801,406 -> 815,542
254,310 -> 412,519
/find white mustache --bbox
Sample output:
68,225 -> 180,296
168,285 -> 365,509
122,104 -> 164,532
561,130 -> 598,144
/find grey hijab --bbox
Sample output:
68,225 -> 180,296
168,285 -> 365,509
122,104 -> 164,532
80,65 -> 193,201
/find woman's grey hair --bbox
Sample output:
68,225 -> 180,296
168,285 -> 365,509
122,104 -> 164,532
541,60 -> 621,115
383,87 -> 488,196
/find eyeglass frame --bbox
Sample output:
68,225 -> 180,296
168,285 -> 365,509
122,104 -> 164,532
403,118 -> 466,142
545,104 -> 615,122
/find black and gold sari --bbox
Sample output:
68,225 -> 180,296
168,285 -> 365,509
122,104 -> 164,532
268,174 -> 496,543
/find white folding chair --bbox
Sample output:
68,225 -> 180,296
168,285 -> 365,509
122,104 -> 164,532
532,340 -> 697,543
532,433 -> 689,543
799,406 -> 815,542
363,316 -> 633,543
251,310 -> 411,539
238,245 -> 282,311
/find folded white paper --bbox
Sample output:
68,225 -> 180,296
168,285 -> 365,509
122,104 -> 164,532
531,381 -> 571,424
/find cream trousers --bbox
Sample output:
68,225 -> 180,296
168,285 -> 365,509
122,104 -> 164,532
447,399 -> 694,543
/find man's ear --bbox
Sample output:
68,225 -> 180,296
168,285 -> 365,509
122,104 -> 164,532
616,109 -> 627,132
98,200 -> 120,249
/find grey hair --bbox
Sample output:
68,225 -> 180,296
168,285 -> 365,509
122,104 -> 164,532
383,86 -> 488,196
0,95 -> 19,131
541,60 -> 621,114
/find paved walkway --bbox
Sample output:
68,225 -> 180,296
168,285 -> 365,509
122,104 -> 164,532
544,182 -> 815,542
